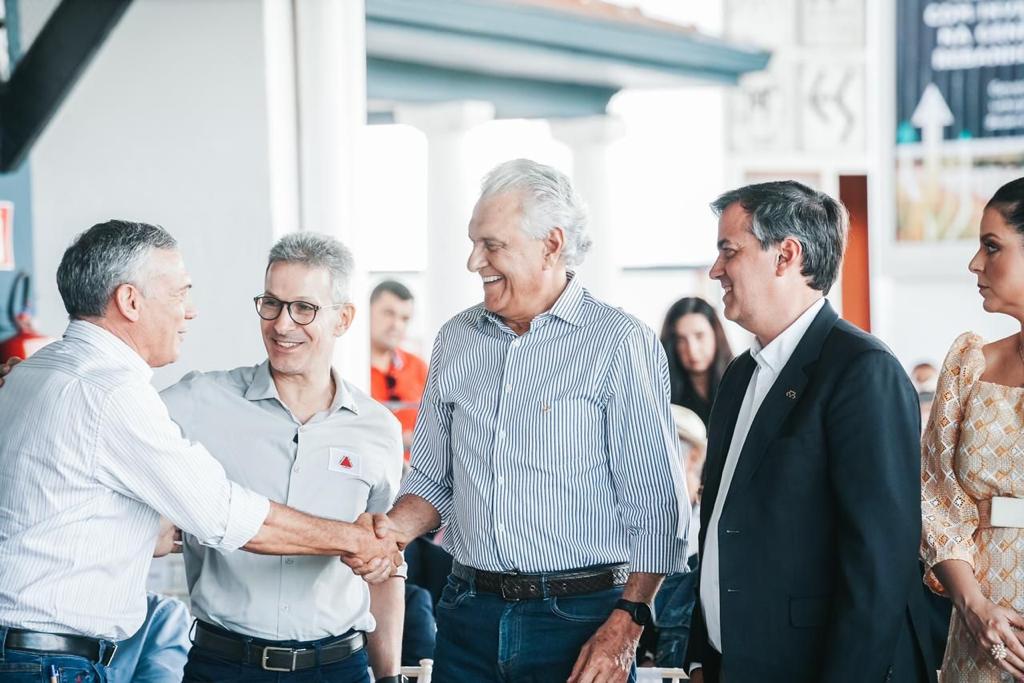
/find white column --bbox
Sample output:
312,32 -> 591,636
394,101 -> 495,345
291,0 -> 370,388
549,115 -> 626,304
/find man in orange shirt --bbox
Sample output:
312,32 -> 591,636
370,280 -> 428,462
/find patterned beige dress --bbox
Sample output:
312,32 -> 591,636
922,332 -> 1024,683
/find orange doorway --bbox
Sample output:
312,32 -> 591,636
839,175 -> 871,332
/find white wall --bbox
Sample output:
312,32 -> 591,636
29,0 -> 277,388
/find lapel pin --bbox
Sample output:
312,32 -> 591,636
785,390 -> 797,400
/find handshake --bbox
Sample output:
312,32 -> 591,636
340,512 -> 409,585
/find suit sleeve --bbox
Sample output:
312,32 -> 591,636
819,349 -> 922,681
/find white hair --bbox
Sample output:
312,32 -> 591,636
479,159 -> 592,267
267,232 -> 354,303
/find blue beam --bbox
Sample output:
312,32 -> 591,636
366,0 -> 769,86
368,58 -> 616,121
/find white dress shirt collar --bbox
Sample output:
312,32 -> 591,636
749,298 -> 827,375
64,319 -> 153,380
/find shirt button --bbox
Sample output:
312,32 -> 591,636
505,383 -> 513,393
285,558 -> 295,565
497,476 -> 505,485
292,465 -> 301,473
497,430 -> 505,440
281,604 -> 290,611
510,339 -> 521,349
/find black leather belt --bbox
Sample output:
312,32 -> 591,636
3,629 -> 117,666
452,560 -> 629,601
193,621 -> 365,672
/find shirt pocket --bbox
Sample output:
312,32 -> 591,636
532,398 -> 606,471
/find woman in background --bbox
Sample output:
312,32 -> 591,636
659,297 -> 733,426
921,177 -> 1024,682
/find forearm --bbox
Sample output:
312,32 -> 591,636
367,577 -> 405,678
933,559 -> 985,612
387,495 -> 442,545
622,571 -> 664,604
243,501 -> 358,555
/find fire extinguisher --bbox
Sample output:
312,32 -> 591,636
0,272 -> 55,362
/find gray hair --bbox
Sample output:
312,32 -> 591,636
267,232 -> 354,303
479,159 -> 591,267
57,220 -> 177,319
711,181 -> 848,294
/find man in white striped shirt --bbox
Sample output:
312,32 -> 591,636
364,160 -> 691,683
0,221 -> 400,682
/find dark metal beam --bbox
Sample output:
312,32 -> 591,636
0,0 -> 133,171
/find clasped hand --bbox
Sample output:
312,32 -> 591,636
340,512 -> 405,584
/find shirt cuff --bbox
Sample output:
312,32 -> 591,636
689,663 -> 702,674
393,561 -> 409,580
397,471 -> 454,525
629,532 -> 688,574
216,483 -> 270,551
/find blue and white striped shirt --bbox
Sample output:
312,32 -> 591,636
399,276 -> 689,574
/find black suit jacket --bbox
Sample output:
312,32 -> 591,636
685,302 -> 936,683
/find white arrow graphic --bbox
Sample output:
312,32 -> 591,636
911,83 -> 955,240
912,83 -> 954,154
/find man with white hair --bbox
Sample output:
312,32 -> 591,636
365,159 -> 690,682
0,221 -> 400,682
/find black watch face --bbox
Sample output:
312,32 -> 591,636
618,599 -> 652,625
634,601 -> 652,624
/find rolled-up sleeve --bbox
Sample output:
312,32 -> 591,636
95,382 -> 269,551
398,330 -> 455,524
604,325 -> 689,574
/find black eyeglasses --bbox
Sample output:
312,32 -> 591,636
253,296 -> 343,326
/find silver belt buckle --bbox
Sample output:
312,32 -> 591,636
261,645 -> 298,672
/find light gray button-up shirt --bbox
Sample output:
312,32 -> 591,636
161,360 -> 403,641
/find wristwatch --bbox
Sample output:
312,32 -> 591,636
614,598 -> 654,626
374,676 -> 408,683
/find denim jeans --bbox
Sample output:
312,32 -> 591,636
651,561 -> 698,668
0,627 -> 109,683
106,593 -> 190,683
433,574 -> 637,683
182,626 -> 370,683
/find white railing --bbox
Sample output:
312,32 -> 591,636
399,658 -> 434,682
636,667 -> 690,682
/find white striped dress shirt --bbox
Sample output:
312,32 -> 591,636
0,321 -> 270,640
399,276 -> 689,574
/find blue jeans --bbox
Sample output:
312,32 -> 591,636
182,626 -> 370,683
0,627 -> 109,683
106,593 -> 190,683
433,574 -> 637,683
651,561 -> 698,668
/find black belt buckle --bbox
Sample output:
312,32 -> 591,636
261,646 -> 298,672
99,642 -> 117,667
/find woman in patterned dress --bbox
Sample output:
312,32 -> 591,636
922,177 -> 1024,682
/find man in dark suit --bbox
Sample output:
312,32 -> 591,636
686,181 -> 935,683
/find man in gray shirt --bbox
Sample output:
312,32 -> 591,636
162,233 -> 406,683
